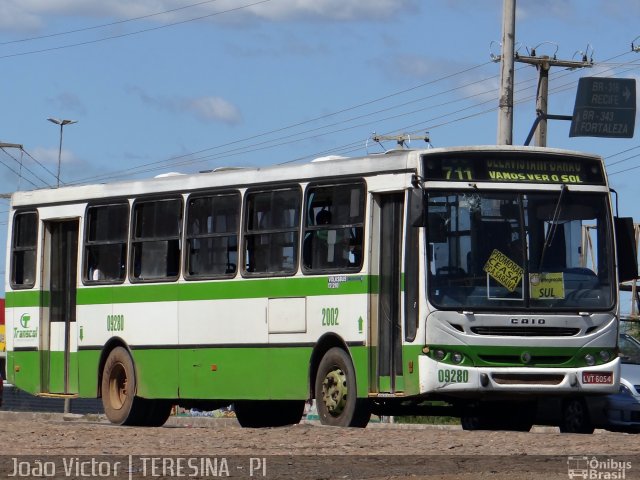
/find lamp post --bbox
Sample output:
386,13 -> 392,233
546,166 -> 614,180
47,117 -> 77,188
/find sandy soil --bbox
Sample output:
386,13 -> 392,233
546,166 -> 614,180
1,413 -> 639,479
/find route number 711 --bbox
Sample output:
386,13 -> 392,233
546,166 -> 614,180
443,166 -> 472,180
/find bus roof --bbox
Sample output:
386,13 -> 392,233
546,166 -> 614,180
9,145 -> 601,208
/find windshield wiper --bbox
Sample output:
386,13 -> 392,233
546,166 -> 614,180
539,184 -> 567,270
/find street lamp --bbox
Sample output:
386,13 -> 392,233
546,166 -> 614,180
47,117 -> 77,188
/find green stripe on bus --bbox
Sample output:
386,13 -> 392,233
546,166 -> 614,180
6,290 -> 42,308
6,273 -> 406,306
6,275 -> 376,307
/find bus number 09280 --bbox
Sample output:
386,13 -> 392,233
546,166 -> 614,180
438,369 -> 469,383
107,314 -> 124,332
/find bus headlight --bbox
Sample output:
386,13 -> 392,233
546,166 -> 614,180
598,350 -> 611,362
584,354 -> 596,366
451,352 -> 464,364
434,349 -> 446,361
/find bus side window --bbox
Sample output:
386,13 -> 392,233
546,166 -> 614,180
243,187 -> 300,275
131,198 -> 182,282
302,181 -> 365,273
84,203 -> 129,284
185,192 -> 240,278
10,211 -> 38,288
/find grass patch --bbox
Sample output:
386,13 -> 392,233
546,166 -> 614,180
394,415 -> 460,425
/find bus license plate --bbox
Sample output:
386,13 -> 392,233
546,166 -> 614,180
582,372 -> 613,384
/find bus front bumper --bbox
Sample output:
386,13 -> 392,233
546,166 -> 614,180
419,355 -> 620,395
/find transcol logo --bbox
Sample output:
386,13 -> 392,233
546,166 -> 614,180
14,313 -> 38,339
19,313 -> 30,329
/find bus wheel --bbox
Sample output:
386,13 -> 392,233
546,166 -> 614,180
560,398 -> 594,434
101,347 -> 145,426
315,347 -> 370,428
142,399 -> 173,427
235,400 -> 305,428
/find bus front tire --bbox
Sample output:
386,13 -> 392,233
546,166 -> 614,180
314,347 -> 370,428
101,346 -> 146,426
560,398 -> 594,434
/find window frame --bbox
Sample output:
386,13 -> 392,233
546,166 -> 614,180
242,185 -> 302,277
184,190 -> 241,280
82,201 -> 130,285
129,196 -> 184,283
10,209 -> 39,290
301,179 -> 366,275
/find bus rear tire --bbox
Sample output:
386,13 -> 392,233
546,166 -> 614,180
234,400 -> 305,428
315,347 -> 370,428
101,346 -> 146,426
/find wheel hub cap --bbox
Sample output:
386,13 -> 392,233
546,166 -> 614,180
322,368 -> 348,416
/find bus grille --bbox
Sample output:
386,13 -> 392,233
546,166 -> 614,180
470,326 -> 580,337
491,373 -> 564,385
479,355 -> 572,366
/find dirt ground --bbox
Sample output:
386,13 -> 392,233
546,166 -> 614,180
1,413 -> 639,479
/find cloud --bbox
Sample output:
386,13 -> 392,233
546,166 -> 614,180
127,86 -> 242,125
226,31 -> 329,58
1,0 -> 418,32
247,0 -> 419,21
47,92 -> 87,116
374,55 -> 483,84
0,2 -> 43,31
185,97 -> 242,124
516,0 -> 573,20
30,146 -> 75,167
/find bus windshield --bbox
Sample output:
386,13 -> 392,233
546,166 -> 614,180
427,190 -> 614,311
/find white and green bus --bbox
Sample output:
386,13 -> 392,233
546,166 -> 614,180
4,145 -> 637,430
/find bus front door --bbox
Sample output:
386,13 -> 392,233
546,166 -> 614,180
41,220 -> 79,395
371,193 -> 405,394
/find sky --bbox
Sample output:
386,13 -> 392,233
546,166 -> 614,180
0,0 -> 639,302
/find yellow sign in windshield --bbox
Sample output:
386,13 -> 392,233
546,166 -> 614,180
530,272 -> 565,299
483,249 -> 524,292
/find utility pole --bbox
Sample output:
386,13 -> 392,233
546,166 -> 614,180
515,54 -> 592,146
497,0 -> 516,145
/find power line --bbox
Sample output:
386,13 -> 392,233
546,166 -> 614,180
605,145 -> 640,160
20,148 -> 59,182
0,148 -> 50,187
69,61 -> 500,183
86,47 -> 639,182
0,152 -> 39,188
40,46 -> 640,185
609,160 -> 640,176
0,0 -> 273,60
0,0 -> 226,46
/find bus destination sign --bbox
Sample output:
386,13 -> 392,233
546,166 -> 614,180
424,154 -> 605,185
483,159 -> 586,184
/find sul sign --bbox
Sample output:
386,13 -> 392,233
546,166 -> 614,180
570,77 -> 636,138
